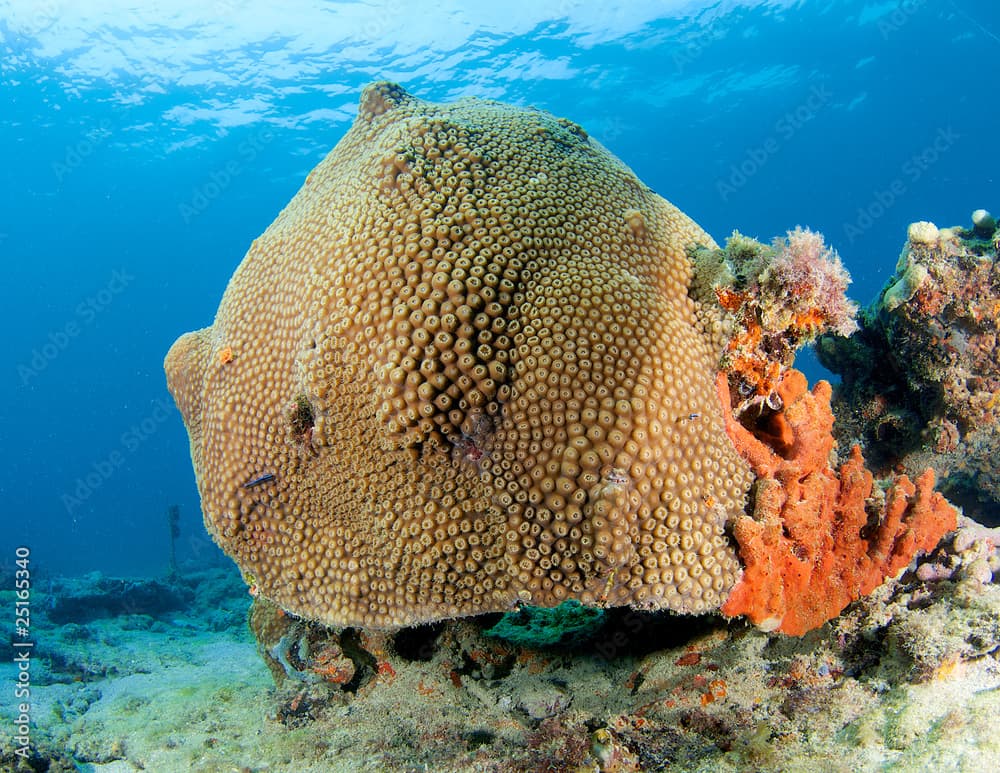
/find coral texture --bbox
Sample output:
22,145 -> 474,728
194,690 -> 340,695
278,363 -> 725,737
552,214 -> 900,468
718,369 -> 958,635
818,213 -> 1000,520
165,82 -> 753,628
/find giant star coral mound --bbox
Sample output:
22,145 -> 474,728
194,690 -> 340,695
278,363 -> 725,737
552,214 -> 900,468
165,82 -> 754,628
168,83 -> 958,635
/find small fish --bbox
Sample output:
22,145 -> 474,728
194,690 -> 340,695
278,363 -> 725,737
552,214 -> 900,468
603,468 -> 630,486
243,473 -> 276,489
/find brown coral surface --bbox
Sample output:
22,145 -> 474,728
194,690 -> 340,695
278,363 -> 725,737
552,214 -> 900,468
165,82 -> 753,628
718,369 -> 957,635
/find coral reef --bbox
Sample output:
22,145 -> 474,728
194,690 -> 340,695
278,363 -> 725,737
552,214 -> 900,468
8,567 -> 249,688
715,368 -> 957,635
8,542 -> 999,771
842,517 -> 1000,684
818,211 -> 1000,521
166,80 -> 755,628
250,597 -> 371,690
47,574 -> 193,624
690,228 -> 857,413
690,225 -> 955,635
915,515 -> 1000,586
167,81 -> 962,649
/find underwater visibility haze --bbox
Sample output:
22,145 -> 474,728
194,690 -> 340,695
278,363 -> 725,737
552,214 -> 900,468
2,1 -> 1000,771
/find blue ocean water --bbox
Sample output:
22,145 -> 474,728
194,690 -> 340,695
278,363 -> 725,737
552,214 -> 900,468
2,0 -> 996,578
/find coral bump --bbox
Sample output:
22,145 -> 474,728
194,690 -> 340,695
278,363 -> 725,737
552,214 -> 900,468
718,369 -> 957,635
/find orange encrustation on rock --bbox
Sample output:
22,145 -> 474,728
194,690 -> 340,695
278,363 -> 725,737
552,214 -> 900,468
717,369 -> 957,635
165,82 -> 753,629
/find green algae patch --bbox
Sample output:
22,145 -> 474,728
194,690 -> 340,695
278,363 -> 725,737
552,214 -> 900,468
484,600 -> 606,649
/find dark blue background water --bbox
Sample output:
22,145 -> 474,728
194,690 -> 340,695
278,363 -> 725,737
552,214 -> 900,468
3,1 -> 996,576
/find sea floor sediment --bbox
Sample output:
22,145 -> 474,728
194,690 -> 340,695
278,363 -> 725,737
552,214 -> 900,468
2,539 -> 998,772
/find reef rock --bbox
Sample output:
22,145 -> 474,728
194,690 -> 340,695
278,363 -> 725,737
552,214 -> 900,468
818,212 -> 1000,521
165,82 -> 754,628
689,228 -> 857,413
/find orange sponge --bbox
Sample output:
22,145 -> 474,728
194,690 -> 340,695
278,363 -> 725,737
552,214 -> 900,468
718,369 -> 957,635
